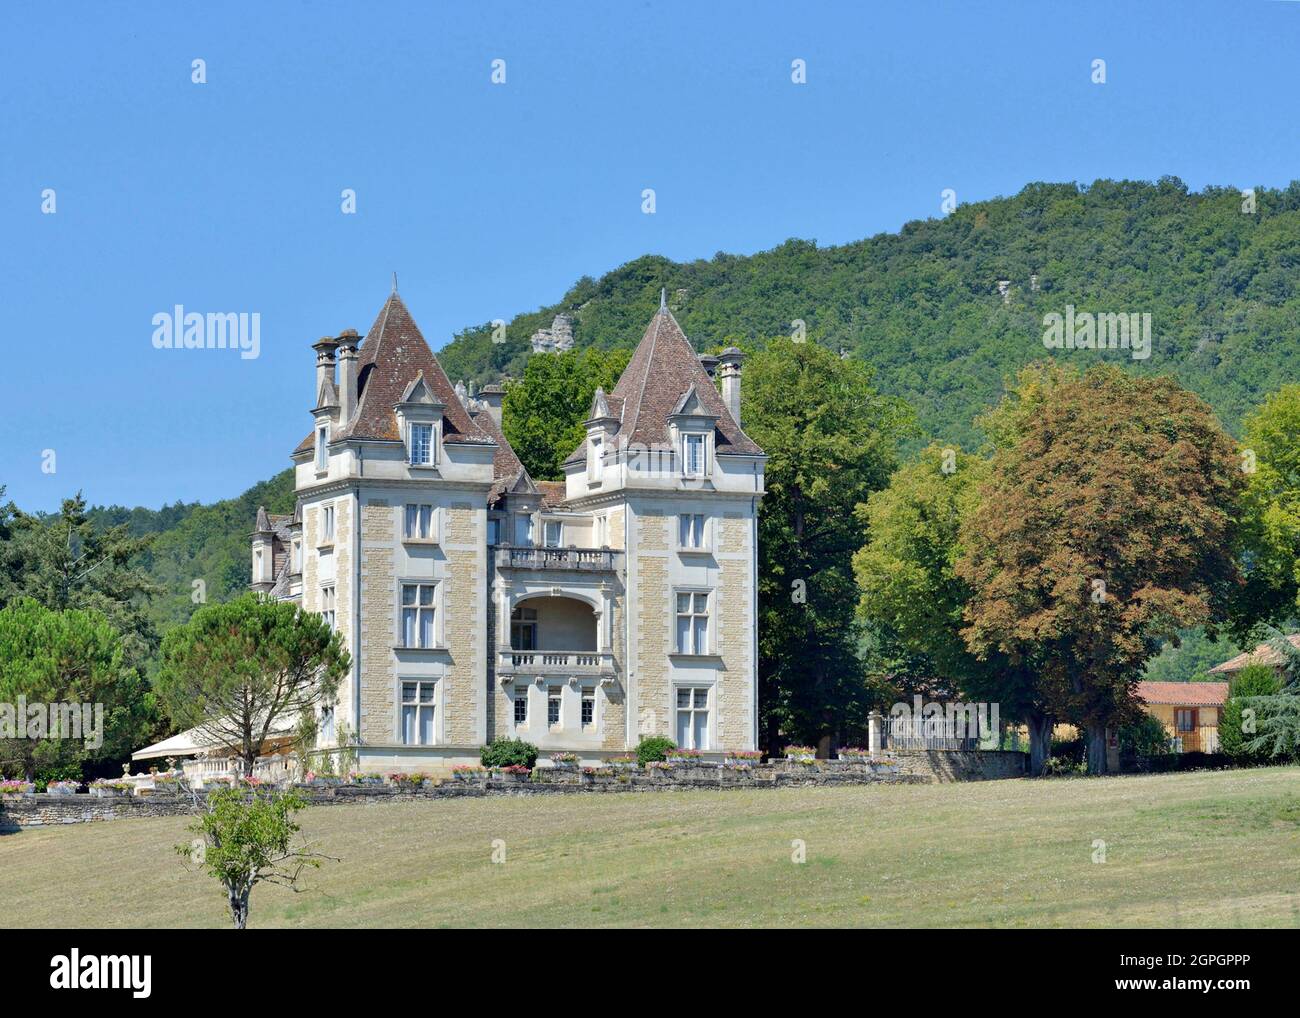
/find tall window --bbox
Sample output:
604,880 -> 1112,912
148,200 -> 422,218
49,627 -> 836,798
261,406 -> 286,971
401,680 -> 436,745
581,689 -> 595,730
543,520 -> 562,548
401,583 -> 436,648
676,687 -> 709,750
683,433 -> 705,476
487,518 -> 501,546
675,591 -> 710,654
1175,708 -> 1196,733
409,422 -> 433,465
678,513 -> 705,549
595,515 -> 608,547
514,693 -> 528,726
320,585 -> 336,631
322,504 -> 335,544
315,424 -> 329,471
547,687 -> 562,728
511,606 -> 537,650
404,504 -> 434,540
320,706 -> 335,743
588,435 -> 603,482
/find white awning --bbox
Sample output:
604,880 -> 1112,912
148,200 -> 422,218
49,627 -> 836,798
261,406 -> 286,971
131,714 -> 302,761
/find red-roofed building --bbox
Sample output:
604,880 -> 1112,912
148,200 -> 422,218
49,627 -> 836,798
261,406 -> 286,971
1135,681 -> 1229,754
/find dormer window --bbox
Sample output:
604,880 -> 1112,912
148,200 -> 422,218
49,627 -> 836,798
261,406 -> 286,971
408,422 -> 434,466
315,424 -> 329,471
587,435 -> 603,483
683,433 -> 706,477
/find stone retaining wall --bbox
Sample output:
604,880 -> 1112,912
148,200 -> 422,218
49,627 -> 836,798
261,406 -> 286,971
0,753 -> 1028,829
891,749 -> 1028,782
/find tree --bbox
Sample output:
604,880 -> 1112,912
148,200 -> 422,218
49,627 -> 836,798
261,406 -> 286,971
0,598 -> 142,781
177,786 -> 334,929
1219,663 -> 1281,761
853,444 -> 1053,773
501,347 -> 631,480
155,594 -> 349,776
958,365 -> 1244,774
2,493 -> 159,672
745,338 -> 914,751
1238,630 -> 1300,761
1230,385 -> 1300,639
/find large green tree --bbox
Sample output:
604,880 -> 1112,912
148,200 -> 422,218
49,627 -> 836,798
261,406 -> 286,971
957,365 -> 1244,774
502,347 -> 631,480
744,338 -> 914,752
2,493 -> 159,672
853,444 -> 1052,772
1230,384 -> 1300,639
0,598 -> 143,781
156,594 -> 349,776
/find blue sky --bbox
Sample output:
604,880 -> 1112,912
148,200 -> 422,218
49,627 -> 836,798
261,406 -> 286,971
2,0 -> 1297,512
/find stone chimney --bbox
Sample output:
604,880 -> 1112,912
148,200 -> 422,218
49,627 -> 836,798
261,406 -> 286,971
312,336 -> 339,405
479,383 -> 505,426
717,347 -> 744,426
337,329 -> 360,425
698,353 -> 719,379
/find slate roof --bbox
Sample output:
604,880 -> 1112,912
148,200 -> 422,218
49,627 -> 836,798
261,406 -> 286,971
536,480 -> 567,508
294,293 -> 493,453
1135,681 -> 1229,707
562,305 -> 762,466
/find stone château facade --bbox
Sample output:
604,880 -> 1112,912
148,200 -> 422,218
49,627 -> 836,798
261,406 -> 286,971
251,288 -> 765,771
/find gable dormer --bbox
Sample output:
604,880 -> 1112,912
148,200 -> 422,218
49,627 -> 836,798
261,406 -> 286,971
394,371 -> 445,469
668,385 -> 719,479
584,387 -> 620,486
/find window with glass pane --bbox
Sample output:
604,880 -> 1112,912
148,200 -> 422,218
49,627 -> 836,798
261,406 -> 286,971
401,680 -> 436,745
547,689 -> 562,727
675,590 -> 710,654
320,585 -> 335,631
581,691 -> 595,728
679,513 -> 705,548
320,706 -> 334,743
409,423 -> 433,465
316,425 -> 328,470
488,518 -> 500,546
404,504 -> 434,540
322,505 -> 335,542
543,521 -> 562,548
684,433 -> 704,475
675,686 -> 709,750
514,694 -> 527,726
510,606 -> 537,650
401,583 -> 436,648
588,435 -> 602,481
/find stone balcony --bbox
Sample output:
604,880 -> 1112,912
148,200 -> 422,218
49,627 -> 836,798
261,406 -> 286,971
494,546 -> 623,572
496,649 -> 615,675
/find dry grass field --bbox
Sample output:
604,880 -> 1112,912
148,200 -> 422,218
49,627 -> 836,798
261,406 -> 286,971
2,767 -> 1298,928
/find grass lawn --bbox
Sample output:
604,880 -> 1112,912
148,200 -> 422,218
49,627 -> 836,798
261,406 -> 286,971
2,767 -> 1298,928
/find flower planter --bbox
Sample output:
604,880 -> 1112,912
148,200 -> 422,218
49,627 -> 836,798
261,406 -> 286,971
493,768 -> 532,783
89,786 -> 128,798
46,784 -> 80,797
